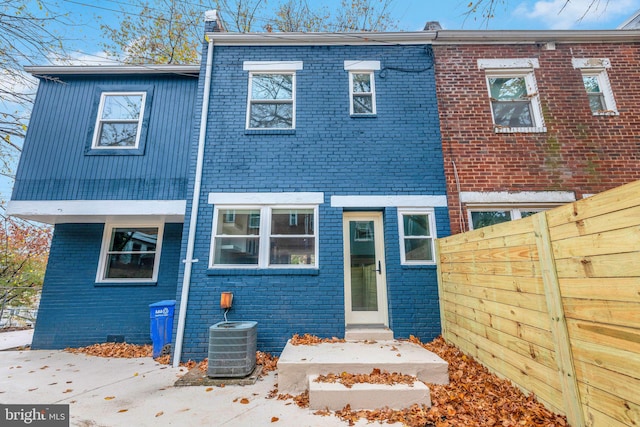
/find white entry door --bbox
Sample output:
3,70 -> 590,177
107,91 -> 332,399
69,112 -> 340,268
343,212 -> 388,326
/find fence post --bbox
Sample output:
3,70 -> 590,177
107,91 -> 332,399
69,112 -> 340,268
533,212 -> 585,427
435,239 -> 448,340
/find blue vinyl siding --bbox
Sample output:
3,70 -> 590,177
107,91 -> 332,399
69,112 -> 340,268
12,74 -> 197,201
31,223 -> 182,349
175,43 -> 450,360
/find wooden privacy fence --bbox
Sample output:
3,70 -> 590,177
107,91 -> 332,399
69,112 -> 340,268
436,180 -> 640,427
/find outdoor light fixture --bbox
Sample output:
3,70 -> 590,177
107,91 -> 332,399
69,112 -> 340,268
220,292 -> 233,309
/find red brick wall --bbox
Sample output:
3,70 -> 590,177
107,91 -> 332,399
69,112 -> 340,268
434,42 -> 640,234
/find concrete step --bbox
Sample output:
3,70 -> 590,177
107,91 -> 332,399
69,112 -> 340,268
308,374 -> 431,410
345,326 -> 393,341
278,340 -> 449,394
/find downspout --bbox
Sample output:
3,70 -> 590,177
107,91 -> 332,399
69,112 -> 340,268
173,25 -> 215,368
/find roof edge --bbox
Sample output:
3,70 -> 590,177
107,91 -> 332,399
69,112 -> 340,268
24,64 -> 200,76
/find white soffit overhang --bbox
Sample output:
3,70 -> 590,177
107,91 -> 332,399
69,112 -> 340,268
460,191 -> 576,205
6,200 -> 187,224
331,195 -> 448,208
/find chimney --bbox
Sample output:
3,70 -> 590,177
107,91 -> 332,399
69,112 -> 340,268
424,21 -> 442,31
205,10 -> 225,32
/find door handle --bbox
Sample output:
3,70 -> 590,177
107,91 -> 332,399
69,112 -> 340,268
375,260 -> 382,275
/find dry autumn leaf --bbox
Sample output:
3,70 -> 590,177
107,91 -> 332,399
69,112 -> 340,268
240,398 -> 250,404
117,409 -> 128,413
205,387 -> 213,392
270,417 -> 279,422
155,411 -> 163,417
104,396 -> 115,400
62,389 -> 72,393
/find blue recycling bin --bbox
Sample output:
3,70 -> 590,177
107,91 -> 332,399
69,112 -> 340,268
149,300 -> 176,358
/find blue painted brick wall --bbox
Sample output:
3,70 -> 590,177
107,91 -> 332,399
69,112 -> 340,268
32,223 -> 183,349
175,43 -> 450,360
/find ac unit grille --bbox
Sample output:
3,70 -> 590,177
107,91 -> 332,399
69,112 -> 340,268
208,321 -> 257,378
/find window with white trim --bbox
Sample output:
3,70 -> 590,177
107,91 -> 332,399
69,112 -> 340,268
479,58 -> 545,133
244,61 -> 302,130
344,60 -> 380,116
92,92 -> 146,148
468,208 -> 545,230
211,206 -> 317,268
572,58 -> 617,115
398,209 -> 436,265
349,72 -> 376,115
97,224 -> 163,282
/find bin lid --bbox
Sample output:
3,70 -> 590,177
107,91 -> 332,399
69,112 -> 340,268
149,300 -> 176,308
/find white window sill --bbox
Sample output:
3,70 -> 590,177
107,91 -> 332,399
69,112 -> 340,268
494,126 -> 547,134
592,110 -> 619,116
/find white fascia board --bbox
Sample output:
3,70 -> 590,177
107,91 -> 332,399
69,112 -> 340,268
6,200 -> 186,224
434,29 -> 640,44
331,195 -> 448,208
344,60 -> 381,71
208,192 -> 324,205
24,65 -> 200,76
208,31 -> 436,46
243,61 -> 303,71
571,58 -> 611,69
478,58 -> 539,69
460,191 -> 575,204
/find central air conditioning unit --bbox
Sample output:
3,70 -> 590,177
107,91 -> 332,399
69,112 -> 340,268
208,321 -> 257,378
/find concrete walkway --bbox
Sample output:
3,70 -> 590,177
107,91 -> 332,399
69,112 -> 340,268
0,349 -> 391,427
0,328 -> 33,350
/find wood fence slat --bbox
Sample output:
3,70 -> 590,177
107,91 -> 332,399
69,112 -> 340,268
559,277 -> 640,303
549,204 -> 640,241
440,259 -> 539,277
578,382 -> 640,427
571,338 -> 640,382
567,319 -> 640,355
440,271 -> 545,294
552,226 -> 640,259
574,361 -> 640,407
438,232 -> 536,254
555,252 -> 640,278
563,299 -> 640,330
441,280 -> 548,311
439,245 -> 537,263
546,180 -> 640,227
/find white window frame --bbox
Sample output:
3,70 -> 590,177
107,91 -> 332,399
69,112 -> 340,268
345,61 -> 380,116
478,58 -> 545,133
243,61 -> 303,130
467,207 -> 547,230
348,71 -> 376,115
210,204 -> 319,269
398,208 -> 437,265
96,222 -> 164,283
91,91 -> 147,149
572,58 -> 618,116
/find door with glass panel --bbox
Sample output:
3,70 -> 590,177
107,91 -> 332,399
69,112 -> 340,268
343,212 -> 388,326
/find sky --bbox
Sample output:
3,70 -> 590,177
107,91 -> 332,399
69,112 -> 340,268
2,0 -> 639,200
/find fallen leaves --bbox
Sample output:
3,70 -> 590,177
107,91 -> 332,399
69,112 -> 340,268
315,368 -> 417,388
104,396 -> 115,400
65,343 -> 152,358
290,333 -> 345,346
155,411 -> 163,417
240,398 -> 250,404
270,416 -> 279,422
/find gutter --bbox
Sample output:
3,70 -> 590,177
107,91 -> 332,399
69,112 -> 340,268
24,64 -> 200,76
172,28 -> 215,368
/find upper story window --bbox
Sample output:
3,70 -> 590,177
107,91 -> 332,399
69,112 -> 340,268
97,223 -> 163,283
478,58 -> 546,133
398,209 -> 436,265
92,92 -> 146,149
572,58 -> 618,116
344,61 -> 380,116
243,61 -> 303,130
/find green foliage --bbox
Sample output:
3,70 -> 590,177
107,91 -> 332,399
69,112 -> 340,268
102,0 -> 399,64
0,214 -> 51,310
